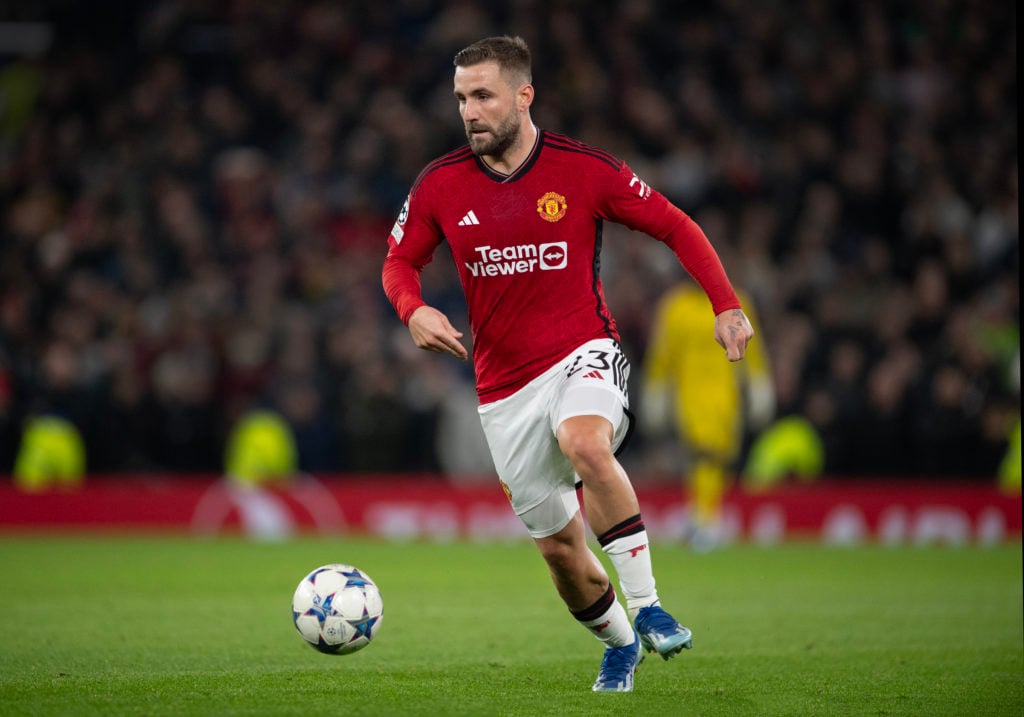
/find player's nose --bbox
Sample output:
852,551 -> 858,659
462,98 -> 482,121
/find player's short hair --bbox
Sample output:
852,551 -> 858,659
454,35 -> 532,87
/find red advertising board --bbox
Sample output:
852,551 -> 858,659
0,475 -> 1019,545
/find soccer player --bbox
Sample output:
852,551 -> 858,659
382,36 -> 754,692
642,282 -> 773,551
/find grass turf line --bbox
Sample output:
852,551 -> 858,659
0,537 -> 1020,716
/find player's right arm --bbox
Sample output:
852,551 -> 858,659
382,192 -> 468,361
407,306 -> 468,360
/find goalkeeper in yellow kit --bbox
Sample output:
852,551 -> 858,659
642,281 -> 773,550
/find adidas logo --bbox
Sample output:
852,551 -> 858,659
458,210 -> 480,226
582,370 -> 604,380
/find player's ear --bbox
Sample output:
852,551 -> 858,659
517,83 -> 534,112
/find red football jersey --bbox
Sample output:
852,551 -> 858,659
383,130 -> 740,403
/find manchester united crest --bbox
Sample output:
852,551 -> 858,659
536,191 -> 567,222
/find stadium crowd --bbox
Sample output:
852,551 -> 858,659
0,1 -> 1017,481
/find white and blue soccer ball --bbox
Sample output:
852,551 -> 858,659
291,564 -> 384,654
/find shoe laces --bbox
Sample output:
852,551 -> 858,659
636,606 -> 678,634
598,640 -> 638,678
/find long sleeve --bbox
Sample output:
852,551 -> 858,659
656,210 -> 741,316
595,159 -> 741,316
382,249 -> 427,325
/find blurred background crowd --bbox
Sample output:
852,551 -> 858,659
0,0 -> 1017,483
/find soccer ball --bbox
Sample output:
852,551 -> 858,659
291,564 -> 384,654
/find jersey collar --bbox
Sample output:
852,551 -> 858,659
474,127 -> 543,184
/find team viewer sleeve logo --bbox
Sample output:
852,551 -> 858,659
536,191 -> 567,222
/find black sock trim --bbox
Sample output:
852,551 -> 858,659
571,584 -> 615,622
596,514 -> 645,547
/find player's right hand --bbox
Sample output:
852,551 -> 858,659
408,306 -> 468,360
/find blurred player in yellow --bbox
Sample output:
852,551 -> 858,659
642,281 -> 773,550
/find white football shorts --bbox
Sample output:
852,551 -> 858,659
477,338 -> 634,539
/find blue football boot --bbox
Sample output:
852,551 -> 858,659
592,631 -> 644,692
634,605 -> 693,660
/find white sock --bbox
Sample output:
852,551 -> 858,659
571,584 -> 636,647
598,515 -> 660,618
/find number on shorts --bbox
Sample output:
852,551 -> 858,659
565,348 -> 629,392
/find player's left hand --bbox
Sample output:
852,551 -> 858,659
714,308 -> 754,362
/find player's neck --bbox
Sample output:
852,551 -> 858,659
482,122 -> 538,176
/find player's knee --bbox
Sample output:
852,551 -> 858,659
536,534 -> 582,575
537,538 -> 570,569
557,425 -> 613,474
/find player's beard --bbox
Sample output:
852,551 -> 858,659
465,109 -> 520,159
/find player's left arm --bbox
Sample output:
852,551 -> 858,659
599,162 -> 753,360
713,307 -> 754,362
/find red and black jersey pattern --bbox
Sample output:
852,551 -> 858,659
383,130 -> 739,403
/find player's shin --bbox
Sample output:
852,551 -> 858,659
597,514 -> 660,619
570,583 -> 635,646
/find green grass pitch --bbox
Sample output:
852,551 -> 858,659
0,536 -> 1020,716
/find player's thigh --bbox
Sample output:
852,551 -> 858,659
554,339 -> 633,455
478,374 -> 578,538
